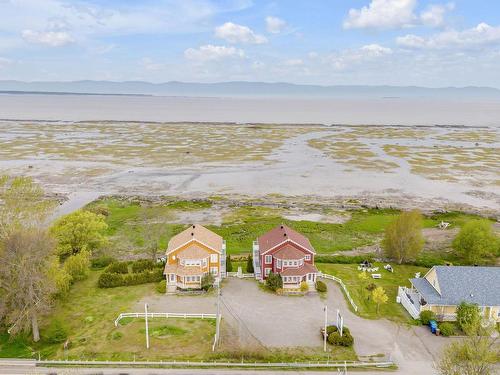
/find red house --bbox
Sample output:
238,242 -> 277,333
253,224 -> 318,289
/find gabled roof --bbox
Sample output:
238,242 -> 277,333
410,266 -> 500,306
258,224 -> 315,255
167,224 -> 222,254
274,244 -> 306,260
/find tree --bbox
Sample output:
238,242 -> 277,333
357,272 -> 369,300
436,323 -> 498,375
140,211 -> 169,261
63,250 -> 91,282
246,255 -> 254,273
456,302 -> 481,334
0,176 -> 56,239
382,209 -> 424,264
372,286 -> 388,314
266,272 -> 282,292
226,255 -> 233,272
0,229 -> 57,342
51,210 -> 108,258
452,220 -> 499,265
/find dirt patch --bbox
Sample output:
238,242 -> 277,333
169,208 -> 230,226
282,210 -> 350,224
423,228 -> 458,251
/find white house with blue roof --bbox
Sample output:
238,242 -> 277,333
398,266 -> 500,322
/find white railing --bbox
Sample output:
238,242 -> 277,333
227,272 -> 255,279
19,359 -> 395,369
114,312 -> 217,326
319,273 -> 358,312
397,286 -> 421,319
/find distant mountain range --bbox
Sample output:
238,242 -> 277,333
1,80 -> 500,99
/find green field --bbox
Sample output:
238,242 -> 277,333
88,197 -> 484,259
317,263 -> 429,322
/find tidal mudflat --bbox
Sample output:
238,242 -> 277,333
0,121 -> 498,216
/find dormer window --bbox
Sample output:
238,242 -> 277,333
305,254 -> 311,261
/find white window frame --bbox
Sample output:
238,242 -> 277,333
305,254 -> 311,261
276,259 -> 282,268
210,267 -> 218,275
265,268 -> 271,276
265,255 -> 272,264
169,274 -> 175,282
293,260 -> 298,266
210,254 -> 218,263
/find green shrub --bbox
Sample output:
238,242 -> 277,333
226,255 -> 233,272
326,325 -> 338,335
420,310 -> 436,325
98,272 -> 124,288
63,251 -> 91,282
300,281 -> 309,292
327,327 -> 354,347
98,268 -> 164,288
439,322 -> 455,337
131,259 -> 156,273
201,273 -> 215,291
315,280 -> 327,293
156,280 -> 166,294
91,256 -> 116,269
43,320 -> 68,344
411,254 -> 447,268
266,272 -> 282,292
456,302 -> 481,333
105,262 -> 129,274
315,255 -> 374,264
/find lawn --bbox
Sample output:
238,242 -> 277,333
317,263 -> 429,323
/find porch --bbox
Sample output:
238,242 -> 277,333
397,286 -> 422,319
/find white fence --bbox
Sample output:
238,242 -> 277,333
227,272 -> 255,279
114,312 -> 217,326
319,273 -> 358,312
397,286 -> 420,319
12,359 -> 395,369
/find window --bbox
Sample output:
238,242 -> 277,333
203,259 -> 207,267
276,259 -> 282,268
169,274 -> 175,282
210,267 -> 218,275
293,260 -> 298,266
305,254 -> 311,261
265,268 -> 271,276
210,254 -> 218,263
265,255 -> 272,264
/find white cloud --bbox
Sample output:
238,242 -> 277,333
140,57 -> 164,71
184,44 -> 245,61
420,3 -> 454,27
22,30 -> 74,47
266,16 -> 286,34
397,23 -> 500,49
344,0 -> 417,29
360,43 -> 393,55
344,0 -> 453,29
215,22 -> 267,44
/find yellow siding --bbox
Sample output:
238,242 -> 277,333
424,268 -> 441,294
166,240 -> 220,273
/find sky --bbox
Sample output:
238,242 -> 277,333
1,0 -> 500,87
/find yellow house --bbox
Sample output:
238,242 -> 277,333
163,224 -> 226,291
398,266 -> 500,322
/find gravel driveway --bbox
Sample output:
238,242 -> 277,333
138,277 -> 454,375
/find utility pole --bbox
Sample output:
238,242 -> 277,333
216,280 -> 221,346
323,305 -> 328,352
145,303 -> 150,349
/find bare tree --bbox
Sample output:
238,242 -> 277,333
0,176 -> 56,238
0,229 -> 57,341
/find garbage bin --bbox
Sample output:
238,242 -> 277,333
429,320 -> 437,334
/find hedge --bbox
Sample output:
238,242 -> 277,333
439,322 -> 455,336
105,261 -> 129,274
98,268 -> 164,288
419,310 -> 436,325
131,259 -> 157,273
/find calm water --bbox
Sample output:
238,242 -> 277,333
0,94 -> 499,126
